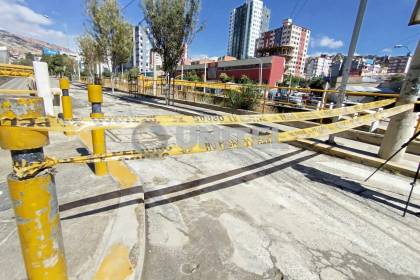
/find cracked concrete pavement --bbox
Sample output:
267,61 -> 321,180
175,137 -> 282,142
1,83 -> 420,279
84,86 -> 420,280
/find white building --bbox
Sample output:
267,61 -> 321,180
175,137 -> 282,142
133,25 -> 151,72
227,0 -> 271,59
305,55 -> 332,78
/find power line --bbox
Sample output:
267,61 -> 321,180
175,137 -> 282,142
290,0 -> 302,18
293,0 -> 309,20
122,0 -> 136,11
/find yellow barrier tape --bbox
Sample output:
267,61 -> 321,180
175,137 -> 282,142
0,89 -> 37,94
13,103 -> 413,178
0,99 -> 396,132
0,64 -> 34,77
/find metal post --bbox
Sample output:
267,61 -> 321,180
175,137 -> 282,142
0,96 -> 68,279
204,63 -> 207,94
328,0 -> 368,144
379,41 -> 420,161
88,84 -> 108,176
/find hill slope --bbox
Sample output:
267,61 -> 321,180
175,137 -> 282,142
0,29 -> 73,58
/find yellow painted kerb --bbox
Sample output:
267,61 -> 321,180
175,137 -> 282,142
93,244 -> 133,280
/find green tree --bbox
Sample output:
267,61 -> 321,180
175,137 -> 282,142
219,72 -> 232,83
185,70 -> 201,82
41,54 -> 76,78
308,77 -> 325,90
128,67 -> 140,78
78,34 -> 100,80
86,0 -> 133,92
142,0 -> 202,104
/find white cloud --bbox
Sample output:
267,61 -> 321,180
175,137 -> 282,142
0,0 -> 76,50
382,48 -> 392,53
312,36 -> 344,49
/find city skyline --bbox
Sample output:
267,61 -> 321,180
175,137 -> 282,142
0,0 -> 418,59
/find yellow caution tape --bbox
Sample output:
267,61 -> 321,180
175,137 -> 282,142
0,64 -> 34,77
13,103 -> 413,178
1,99 -> 396,132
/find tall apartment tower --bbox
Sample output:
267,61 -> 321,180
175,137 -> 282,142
227,0 -> 271,59
255,19 -> 310,77
133,25 -> 152,72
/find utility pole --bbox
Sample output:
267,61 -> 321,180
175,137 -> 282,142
328,0 -> 367,144
378,40 -> 420,161
204,62 -> 207,94
153,52 -> 157,96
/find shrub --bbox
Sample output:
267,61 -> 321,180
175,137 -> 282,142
226,85 -> 260,110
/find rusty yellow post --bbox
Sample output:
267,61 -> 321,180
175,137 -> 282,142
0,96 -> 68,279
88,84 -> 108,176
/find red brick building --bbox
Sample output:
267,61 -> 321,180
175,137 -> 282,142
177,56 -> 286,86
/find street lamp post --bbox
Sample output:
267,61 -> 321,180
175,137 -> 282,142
328,0 -> 368,144
394,44 -> 412,56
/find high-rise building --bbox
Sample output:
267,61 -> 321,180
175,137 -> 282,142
227,0 -> 271,59
133,25 -> 153,72
305,55 -> 332,78
255,18 -> 310,77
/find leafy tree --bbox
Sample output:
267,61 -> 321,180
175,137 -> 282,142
219,72 -> 232,83
128,67 -> 140,78
185,70 -> 201,82
280,74 -> 302,87
41,54 -> 76,78
85,0 -> 133,92
78,34 -> 100,80
308,77 -> 325,89
142,0 -> 202,104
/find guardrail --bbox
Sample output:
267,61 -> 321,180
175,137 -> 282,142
86,77 -> 418,114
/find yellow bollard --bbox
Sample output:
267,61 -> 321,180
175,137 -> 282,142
0,96 -> 68,279
59,78 -> 73,120
88,84 -> 108,176
60,78 -> 75,136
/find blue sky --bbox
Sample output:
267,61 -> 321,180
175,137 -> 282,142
1,0 -> 419,58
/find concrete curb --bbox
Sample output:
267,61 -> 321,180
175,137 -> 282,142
68,84 -> 147,280
292,139 -> 418,178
